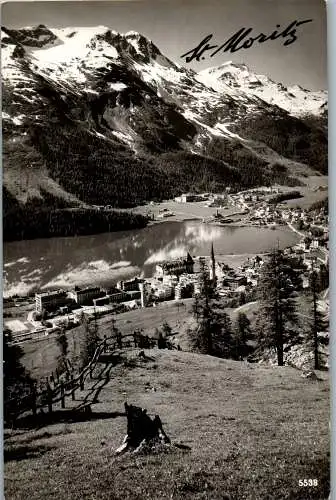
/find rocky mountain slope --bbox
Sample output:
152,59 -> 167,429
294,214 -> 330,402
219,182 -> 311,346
2,25 -> 328,212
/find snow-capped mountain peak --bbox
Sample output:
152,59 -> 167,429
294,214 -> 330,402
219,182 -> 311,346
1,24 -> 328,213
1,25 -> 175,95
197,62 -> 327,117
2,26 -> 171,75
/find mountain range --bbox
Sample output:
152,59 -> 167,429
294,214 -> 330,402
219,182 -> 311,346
2,25 -> 328,216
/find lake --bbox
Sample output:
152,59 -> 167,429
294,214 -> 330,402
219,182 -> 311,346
3,221 -> 300,297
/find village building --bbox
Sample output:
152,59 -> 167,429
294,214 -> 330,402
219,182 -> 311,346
162,275 -> 179,287
69,286 -> 105,306
174,273 -> 199,300
174,282 -> 193,300
117,277 -> 144,292
35,290 -> 68,313
223,275 -> 247,289
174,284 -> 182,300
93,296 -> 110,307
310,238 -> 320,249
157,211 -> 174,219
174,193 -> 197,203
153,285 -> 174,301
107,291 -> 134,304
156,253 -> 194,278
122,290 -> 141,301
298,238 -> 311,252
303,252 -> 318,270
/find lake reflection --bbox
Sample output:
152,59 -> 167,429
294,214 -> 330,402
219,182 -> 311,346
3,221 -> 299,296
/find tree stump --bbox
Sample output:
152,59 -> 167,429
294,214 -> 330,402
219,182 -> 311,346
115,402 -> 170,455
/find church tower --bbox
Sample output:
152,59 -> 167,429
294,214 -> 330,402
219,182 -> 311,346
209,242 -> 216,284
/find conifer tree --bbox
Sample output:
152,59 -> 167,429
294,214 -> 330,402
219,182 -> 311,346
56,328 -> 68,373
256,249 -> 299,366
189,259 -> 215,354
80,311 -> 100,368
3,329 -> 33,405
189,259 -> 233,357
317,262 -> 329,292
212,309 -> 233,358
309,264 -> 328,369
233,312 -> 251,360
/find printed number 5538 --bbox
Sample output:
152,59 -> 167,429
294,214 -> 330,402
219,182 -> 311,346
299,479 -> 318,487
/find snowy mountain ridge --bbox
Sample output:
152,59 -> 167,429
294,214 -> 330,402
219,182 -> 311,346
197,62 -> 327,117
2,25 -> 326,116
1,25 -> 328,211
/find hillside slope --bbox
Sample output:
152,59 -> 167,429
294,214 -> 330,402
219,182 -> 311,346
5,349 -> 329,500
2,25 -> 328,218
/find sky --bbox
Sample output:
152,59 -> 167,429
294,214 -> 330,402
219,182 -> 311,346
1,0 -> 327,90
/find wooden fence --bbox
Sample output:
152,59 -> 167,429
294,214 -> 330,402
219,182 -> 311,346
4,330 -> 176,426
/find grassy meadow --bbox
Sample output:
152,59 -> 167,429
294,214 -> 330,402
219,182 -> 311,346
4,349 -> 329,500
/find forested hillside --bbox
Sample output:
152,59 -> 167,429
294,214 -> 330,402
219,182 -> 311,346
2,25 -> 328,241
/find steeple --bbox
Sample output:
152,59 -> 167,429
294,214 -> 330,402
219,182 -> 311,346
210,242 -> 216,283
211,242 -> 215,263
186,251 -> 194,273
187,252 -> 194,263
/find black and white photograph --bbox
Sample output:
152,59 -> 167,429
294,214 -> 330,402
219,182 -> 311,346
2,0 -> 330,498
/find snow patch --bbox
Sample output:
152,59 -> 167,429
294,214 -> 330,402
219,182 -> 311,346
125,30 -> 142,38
214,122 -> 245,140
133,60 -> 182,84
52,25 -> 110,43
109,82 -> 127,91
127,38 -> 142,55
27,26 -> 120,85
182,111 -> 223,137
12,114 -> 26,125
84,88 -> 99,95
95,131 -> 108,139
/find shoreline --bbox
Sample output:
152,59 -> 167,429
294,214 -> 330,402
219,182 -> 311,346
148,216 -> 290,230
4,210 -> 302,299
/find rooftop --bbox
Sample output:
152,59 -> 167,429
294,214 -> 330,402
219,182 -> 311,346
158,253 -> 194,269
74,286 -> 102,294
36,289 -> 65,298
